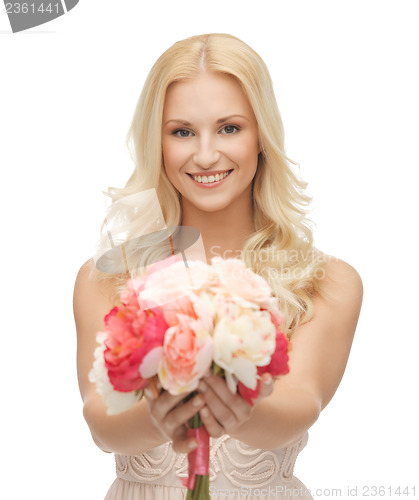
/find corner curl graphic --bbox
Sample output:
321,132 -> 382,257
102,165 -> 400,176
93,188 -> 209,311
4,0 -> 79,33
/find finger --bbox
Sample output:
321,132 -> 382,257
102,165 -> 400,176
171,426 -> 199,454
148,377 -> 160,399
254,373 -> 274,403
145,388 -> 195,422
202,376 -> 251,420
198,379 -> 241,432
199,405 -> 225,438
144,386 -> 157,402
164,394 -> 206,436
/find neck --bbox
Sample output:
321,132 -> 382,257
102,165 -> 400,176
180,196 -> 255,263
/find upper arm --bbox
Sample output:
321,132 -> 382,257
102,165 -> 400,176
73,260 -> 122,405
274,257 -> 363,411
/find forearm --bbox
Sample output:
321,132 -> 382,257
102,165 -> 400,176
230,388 -> 321,450
83,393 -> 167,456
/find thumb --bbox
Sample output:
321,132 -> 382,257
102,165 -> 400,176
171,426 -> 199,454
255,373 -> 274,402
172,436 -> 198,454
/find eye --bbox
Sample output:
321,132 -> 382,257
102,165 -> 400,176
220,125 -> 240,135
172,129 -> 193,138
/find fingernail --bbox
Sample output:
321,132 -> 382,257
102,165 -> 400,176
188,440 -> 198,450
201,407 -> 209,418
262,374 -> 272,385
144,387 -> 154,399
198,381 -> 207,393
192,396 -> 203,407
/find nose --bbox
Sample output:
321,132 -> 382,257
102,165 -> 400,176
192,135 -> 221,169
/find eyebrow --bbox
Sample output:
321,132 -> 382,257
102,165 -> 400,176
163,114 -> 250,127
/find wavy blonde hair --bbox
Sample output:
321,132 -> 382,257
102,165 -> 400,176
89,33 -> 331,338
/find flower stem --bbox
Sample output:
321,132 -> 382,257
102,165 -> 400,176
188,411 -> 202,429
185,412 -> 210,499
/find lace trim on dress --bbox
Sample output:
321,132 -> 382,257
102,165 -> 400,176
114,433 -> 308,488
115,442 -> 177,482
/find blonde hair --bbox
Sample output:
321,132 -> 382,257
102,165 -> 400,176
90,33 -> 331,338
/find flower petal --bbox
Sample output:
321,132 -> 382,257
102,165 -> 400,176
139,346 -> 164,378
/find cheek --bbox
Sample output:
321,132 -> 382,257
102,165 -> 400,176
162,140 -> 189,171
228,137 -> 259,170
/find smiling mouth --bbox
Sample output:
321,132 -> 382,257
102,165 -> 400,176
187,169 -> 233,184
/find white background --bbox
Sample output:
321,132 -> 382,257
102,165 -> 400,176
1,1 -> 418,499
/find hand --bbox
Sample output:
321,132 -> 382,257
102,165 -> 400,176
196,372 -> 274,438
144,384 -> 206,453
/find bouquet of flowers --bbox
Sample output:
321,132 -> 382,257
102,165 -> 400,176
89,255 -> 290,499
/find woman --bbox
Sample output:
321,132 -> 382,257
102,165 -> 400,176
74,33 -> 363,499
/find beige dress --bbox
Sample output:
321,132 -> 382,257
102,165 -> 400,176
104,432 -> 313,499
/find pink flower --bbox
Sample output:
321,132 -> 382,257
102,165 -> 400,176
103,305 -> 169,392
158,295 -> 213,395
120,255 -> 183,309
210,257 -> 278,310
140,259 -> 212,309
162,293 -> 214,333
120,278 -> 144,307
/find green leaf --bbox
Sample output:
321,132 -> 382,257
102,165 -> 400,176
212,363 -> 225,377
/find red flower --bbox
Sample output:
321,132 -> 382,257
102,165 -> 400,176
103,305 -> 168,392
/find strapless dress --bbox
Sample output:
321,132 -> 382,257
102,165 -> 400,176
104,432 -> 313,499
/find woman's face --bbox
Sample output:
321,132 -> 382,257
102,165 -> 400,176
161,71 -> 260,214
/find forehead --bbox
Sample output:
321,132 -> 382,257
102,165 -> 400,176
162,72 -> 254,120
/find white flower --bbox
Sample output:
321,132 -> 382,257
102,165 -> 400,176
213,310 -> 276,392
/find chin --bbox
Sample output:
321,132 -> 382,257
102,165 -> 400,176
195,198 -> 235,213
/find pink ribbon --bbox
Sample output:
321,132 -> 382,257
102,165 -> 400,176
181,426 -> 210,490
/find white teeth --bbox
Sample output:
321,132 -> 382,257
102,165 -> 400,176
191,171 -> 231,184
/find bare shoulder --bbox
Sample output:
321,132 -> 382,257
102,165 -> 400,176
319,255 -> 363,305
73,259 -> 121,313
74,258 -> 107,297
323,254 -> 362,282
73,259 -> 121,364
308,255 -> 363,343
73,259 -> 122,404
